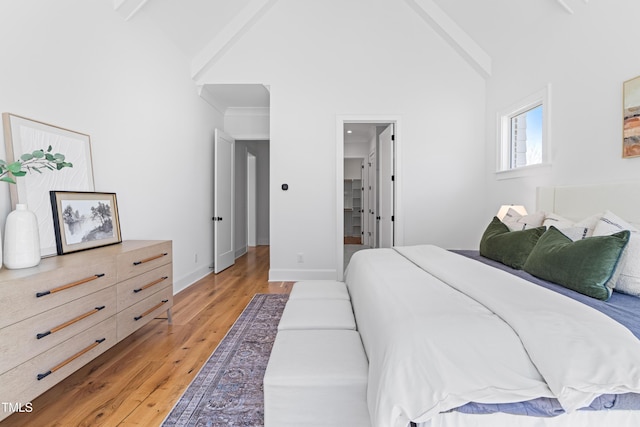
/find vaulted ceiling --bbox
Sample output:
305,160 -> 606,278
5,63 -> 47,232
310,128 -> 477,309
112,0 -> 589,113
433,0 -> 591,58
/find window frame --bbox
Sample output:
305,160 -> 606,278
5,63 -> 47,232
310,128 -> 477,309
496,85 -> 551,176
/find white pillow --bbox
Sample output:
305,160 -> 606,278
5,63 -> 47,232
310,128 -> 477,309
572,213 -> 601,238
543,212 -> 602,241
502,208 -> 545,231
558,226 -> 592,241
592,210 -> 640,296
543,213 -> 574,229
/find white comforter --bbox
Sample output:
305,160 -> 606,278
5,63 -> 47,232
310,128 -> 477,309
345,245 -> 640,427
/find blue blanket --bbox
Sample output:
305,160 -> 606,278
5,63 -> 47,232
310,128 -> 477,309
450,250 -> 640,416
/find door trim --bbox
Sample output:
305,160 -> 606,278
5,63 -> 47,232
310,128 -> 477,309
336,115 -> 403,281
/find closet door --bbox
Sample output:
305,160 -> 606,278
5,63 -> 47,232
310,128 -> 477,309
368,151 -> 376,248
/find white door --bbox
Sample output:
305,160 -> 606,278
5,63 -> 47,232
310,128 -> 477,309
367,151 -> 376,248
358,159 -> 364,244
379,124 -> 394,248
247,152 -> 257,247
214,129 -> 235,273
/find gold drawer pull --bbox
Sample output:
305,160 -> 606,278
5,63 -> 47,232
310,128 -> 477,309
36,274 -> 106,298
133,253 -> 168,266
36,306 -> 106,339
133,276 -> 168,293
37,338 -> 106,380
134,299 -> 169,321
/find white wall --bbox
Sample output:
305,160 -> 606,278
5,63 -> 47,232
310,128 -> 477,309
344,158 -> 363,180
485,1 -> 640,220
0,0 -> 222,293
201,0 -> 487,280
345,140 -> 371,160
224,107 -> 270,140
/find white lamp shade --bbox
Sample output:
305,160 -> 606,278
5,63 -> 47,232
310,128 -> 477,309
496,205 -> 528,220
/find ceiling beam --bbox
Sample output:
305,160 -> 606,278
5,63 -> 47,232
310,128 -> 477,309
555,0 -> 575,14
404,0 -> 491,78
113,0 -> 150,21
191,0 -> 278,84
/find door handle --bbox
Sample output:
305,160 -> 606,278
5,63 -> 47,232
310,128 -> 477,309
212,217 -> 223,221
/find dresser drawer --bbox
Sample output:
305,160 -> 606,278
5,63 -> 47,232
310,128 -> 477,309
0,317 -> 116,408
117,264 -> 172,311
0,261 -> 116,329
116,286 -> 173,341
0,287 -> 116,375
116,241 -> 172,282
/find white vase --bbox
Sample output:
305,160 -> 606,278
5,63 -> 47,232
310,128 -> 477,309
4,204 -> 41,269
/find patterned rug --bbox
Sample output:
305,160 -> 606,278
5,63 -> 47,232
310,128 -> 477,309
162,293 -> 289,427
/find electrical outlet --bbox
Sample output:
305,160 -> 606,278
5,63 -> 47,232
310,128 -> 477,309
297,253 -> 304,263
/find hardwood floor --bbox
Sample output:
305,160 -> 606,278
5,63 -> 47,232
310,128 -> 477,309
1,246 -> 292,427
344,236 -> 362,245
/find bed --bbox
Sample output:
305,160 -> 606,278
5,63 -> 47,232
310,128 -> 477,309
344,182 -> 640,427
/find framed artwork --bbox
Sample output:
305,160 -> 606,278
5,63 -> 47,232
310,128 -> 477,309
50,191 -> 121,255
2,113 -> 95,256
623,75 -> 640,158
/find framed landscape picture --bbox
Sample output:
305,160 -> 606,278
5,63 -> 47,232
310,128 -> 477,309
623,75 -> 640,158
50,191 -> 122,255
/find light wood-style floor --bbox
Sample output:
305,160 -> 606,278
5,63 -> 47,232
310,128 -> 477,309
1,246 -> 292,427
344,236 -> 362,245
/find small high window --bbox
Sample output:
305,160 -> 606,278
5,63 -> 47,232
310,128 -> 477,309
498,86 -> 549,173
510,104 -> 542,168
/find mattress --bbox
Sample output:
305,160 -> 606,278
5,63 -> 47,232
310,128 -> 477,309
345,245 -> 640,427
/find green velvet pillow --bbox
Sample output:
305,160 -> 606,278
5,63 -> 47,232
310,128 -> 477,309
479,217 -> 546,269
523,226 -> 630,301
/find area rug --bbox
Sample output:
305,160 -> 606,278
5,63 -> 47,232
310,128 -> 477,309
162,293 -> 289,427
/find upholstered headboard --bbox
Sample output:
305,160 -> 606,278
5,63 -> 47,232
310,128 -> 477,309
537,182 -> 640,227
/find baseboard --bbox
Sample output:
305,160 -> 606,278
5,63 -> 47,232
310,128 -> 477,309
173,265 -> 213,294
174,263 -> 336,292
235,247 -> 247,259
257,238 -> 269,246
268,268 -> 337,282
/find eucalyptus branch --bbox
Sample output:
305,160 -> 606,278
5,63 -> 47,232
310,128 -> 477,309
0,145 -> 73,184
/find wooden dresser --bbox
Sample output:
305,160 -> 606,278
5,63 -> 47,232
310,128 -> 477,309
0,240 -> 173,421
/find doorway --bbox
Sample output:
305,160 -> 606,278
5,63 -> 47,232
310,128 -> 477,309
207,84 -> 270,273
337,117 -> 401,280
234,140 -> 270,259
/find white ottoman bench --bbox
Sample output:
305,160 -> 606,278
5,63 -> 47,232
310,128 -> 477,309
277,298 -> 356,331
264,329 -> 370,427
289,280 -> 350,300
